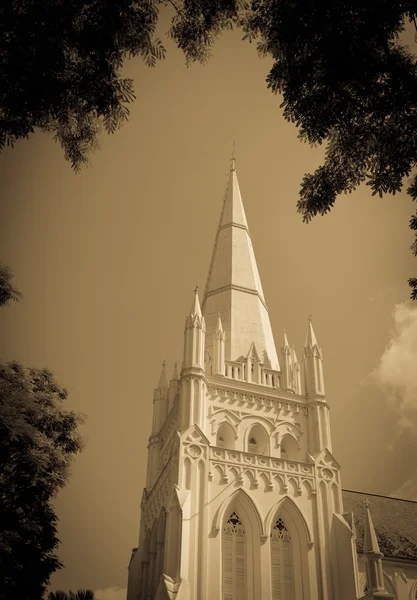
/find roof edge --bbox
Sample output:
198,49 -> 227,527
342,488 -> 417,504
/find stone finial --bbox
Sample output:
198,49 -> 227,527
231,141 -> 236,171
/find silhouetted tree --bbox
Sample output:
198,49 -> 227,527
48,590 -> 95,600
0,263 -> 22,307
2,1 -> 417,296
169,0 -> 417,299
0,0 -> 165,171
0,273 -> 84,599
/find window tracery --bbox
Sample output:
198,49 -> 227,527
223,512 -> 246,600
271,518 -> 294,600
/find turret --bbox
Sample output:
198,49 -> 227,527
280,331 -> 293,391
146,361 -> 168,489
179,288 -> 206,431
291,346 -> 302,394
303,317 -> 332,453
362,499 -> 394,599
152,361 -> 169,434
212,314 -> 226,375
168,362 -> 179,410
303,316 -> 325,396
183,286 -> 205,371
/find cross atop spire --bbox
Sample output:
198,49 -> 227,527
157,360 -> 168,390
305,315 -> 318,347
190,286 -> 202,318
230,142 -> 236,172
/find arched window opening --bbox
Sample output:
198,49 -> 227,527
280,434 -> 299,462
271,518 -> 294,600
247,424 -> 269,455
223,512 -> 246,600
217,422 -> 235,450
248,437 -> 257,453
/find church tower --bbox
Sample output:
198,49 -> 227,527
127,159 -> 361,600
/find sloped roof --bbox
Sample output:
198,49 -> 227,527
342,489 -> 417,560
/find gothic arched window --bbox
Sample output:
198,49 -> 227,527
247,424 -> 269,455
223,512 -> 246,600
271,518 -> 295,600
217,422 -> 235,450
280,434 -> 299,462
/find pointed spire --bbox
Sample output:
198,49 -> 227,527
157,360 -> 168,390
216,312 -> 224,333
172,362 -> 178,381
190,285 -> 202,318
304,314 -> 318,347
202,160 -> 279,370
362,499 -> 391,596
363,499 -> 382,555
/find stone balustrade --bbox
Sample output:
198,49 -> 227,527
209,446 -> 316,495
224,359 -> 280,389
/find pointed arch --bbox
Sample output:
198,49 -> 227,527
287,477 -> 299,496
301,479 -> 314,499
217,420 -> 236,449
213,488 -> 265,538
270,516 -> 295,600
280,433 -> 300,461
240,414 -> 275,434
265,496 -> 313,548
218,489 -> 263,599
273,474 -> 286,494
246,423 -> 270,455
276,421 -> 302,440
213,464 -> 226,485
259,472 -> 271,492
229,466 -> 241,487
242,469 -> 257,490
265,496 -> 312,599
330,482 -> 340,513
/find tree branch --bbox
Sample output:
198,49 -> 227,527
166,0 -> 182,16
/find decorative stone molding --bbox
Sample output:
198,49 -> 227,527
206,385 -> 308,418
321,468 -> 333,481
187,444 -> 202,458
210,446 -> 316,495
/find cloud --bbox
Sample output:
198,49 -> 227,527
94,587 -> 127,600
372,302 -> 417,431
390,472 -> 417,501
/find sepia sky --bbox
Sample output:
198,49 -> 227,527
1,7 -> 417,598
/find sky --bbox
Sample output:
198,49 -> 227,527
0,7 -> 417,599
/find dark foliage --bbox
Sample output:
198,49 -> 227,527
0,362 -> 84,599
0,0 -> 165,171
1,1 -> 416,295
168,0 -> 417,298
0,263 -> 22,307
48,591 -> 95,600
